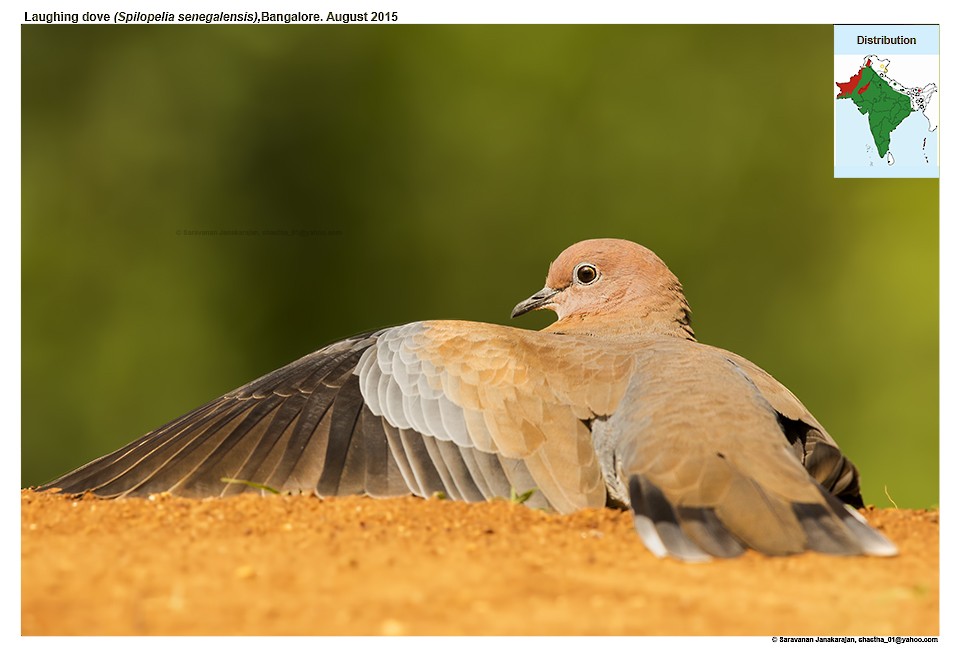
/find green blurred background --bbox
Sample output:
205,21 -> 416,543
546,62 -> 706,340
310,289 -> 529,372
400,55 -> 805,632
22,25 -> 938,508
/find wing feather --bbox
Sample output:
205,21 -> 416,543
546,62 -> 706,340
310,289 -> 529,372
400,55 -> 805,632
717,348 -> 863,505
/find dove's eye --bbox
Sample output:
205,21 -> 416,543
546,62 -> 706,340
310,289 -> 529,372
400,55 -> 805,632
574,263 -> 599,285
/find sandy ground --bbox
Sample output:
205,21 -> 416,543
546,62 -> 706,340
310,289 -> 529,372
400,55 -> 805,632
21,489 -> 938,636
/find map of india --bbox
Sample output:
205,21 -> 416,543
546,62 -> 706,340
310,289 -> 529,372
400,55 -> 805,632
834,54 -> 937,168
836,59 -> 913,161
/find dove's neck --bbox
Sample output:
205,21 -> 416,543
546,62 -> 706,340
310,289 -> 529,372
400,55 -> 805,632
544,290 -> 696,340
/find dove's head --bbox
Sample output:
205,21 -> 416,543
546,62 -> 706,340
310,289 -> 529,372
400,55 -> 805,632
511,238 -> 695,339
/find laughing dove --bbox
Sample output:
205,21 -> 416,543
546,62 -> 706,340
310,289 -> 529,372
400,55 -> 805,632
42,239 -> 896,560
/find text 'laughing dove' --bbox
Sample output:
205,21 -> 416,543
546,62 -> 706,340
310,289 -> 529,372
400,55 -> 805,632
41,239 -> 897,561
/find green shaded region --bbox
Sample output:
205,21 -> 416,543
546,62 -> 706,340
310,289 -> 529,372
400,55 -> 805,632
838,65 -> 913,157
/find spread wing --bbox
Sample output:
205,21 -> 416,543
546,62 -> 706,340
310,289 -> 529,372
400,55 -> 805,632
41,321 -> 634,513
599,339 -> 896,561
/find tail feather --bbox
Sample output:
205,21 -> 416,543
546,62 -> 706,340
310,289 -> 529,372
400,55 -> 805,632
627,473 -> 898,561
629,476 -> 713,562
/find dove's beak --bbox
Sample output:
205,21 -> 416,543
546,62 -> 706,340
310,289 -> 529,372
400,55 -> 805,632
511,287 -> 559,318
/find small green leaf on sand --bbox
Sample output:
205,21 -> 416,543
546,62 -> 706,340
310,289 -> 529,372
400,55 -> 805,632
220,477 -> 281,495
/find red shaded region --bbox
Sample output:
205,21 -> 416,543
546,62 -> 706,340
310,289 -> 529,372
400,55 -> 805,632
866,58 -> 871,66
836,68 -> 864,97
857,81 -> 871,95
